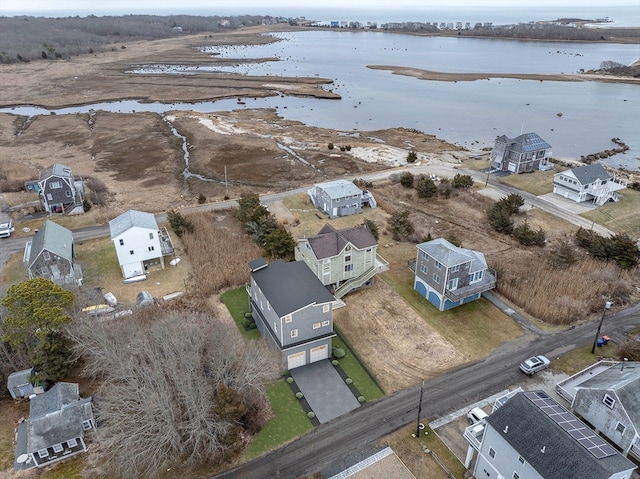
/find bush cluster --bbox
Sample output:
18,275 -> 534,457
575,228 -> 639,270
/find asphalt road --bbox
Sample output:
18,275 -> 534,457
214,304 -> 640,479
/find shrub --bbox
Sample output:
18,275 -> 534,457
167,210 -> 195,237
358,396 -> 366,403
387,210 -> 415,241
416,177 -> 437,198
197,193 -> 207,204
307,411 -> 315,419
328,142 -> 334,150
241,319 -> 252,329
345,378 -> 353,385
295,392 -> 304,399
362,218 -> 379,241
453,173 -> 474,189
286,377 -> 294,384
437,178 -> 452,198
400,172 -> 414,188
332,347 -> 346,359
406,150 -> 418,163
82,198 -> 92,212
244,312 -> 253,321
513,222 -> 546,247
248,322 -> 257,329
331,359 -> 339,366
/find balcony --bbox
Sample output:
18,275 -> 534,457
159,227 -> 175,256
444,268 -> 496,302
463,422 -> 486,451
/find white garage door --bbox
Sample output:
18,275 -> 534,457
310,345 -> 328,363
287,351 -> 306,370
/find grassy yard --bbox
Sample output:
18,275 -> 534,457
497,167 -> 566,196
333,335 -> 385,401
221,286 -> 261,340
580,188 -> 640,238
552,343 -> 620,376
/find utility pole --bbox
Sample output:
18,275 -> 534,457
416,379 -> 424,437
591,301 -> 613,354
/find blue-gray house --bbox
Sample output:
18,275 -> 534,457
247,258 -> 336,370
307,180 -> 376,218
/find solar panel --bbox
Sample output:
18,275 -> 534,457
523,391 -> 617,459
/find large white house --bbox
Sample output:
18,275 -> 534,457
553,164 -> 626,205
109,210 -> 174,279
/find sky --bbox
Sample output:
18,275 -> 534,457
2,0 -> 639,13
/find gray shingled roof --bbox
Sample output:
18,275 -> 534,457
250,259 -> 335,317
570,163 -> 611,185
306,224 -> 377,260
28,220 -> 74,267
496,132 -> 551,153
314,180 -> 362,199
109,210 -> 158,239
486,392 -> 636,479
416,238 -> 487,272
39,163 -> 72,181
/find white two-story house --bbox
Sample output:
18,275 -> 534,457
553,164 -> 626,205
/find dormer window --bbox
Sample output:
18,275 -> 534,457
603,394 -> 615,409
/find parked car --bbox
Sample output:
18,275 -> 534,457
0,221 -> 15,238
519,355 -> 551,375
467,407 -> 489,424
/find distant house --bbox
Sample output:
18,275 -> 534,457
38,163 -> 84,215
109,210 -> 174,279
556,360 -> 640,461
553,164 -> 626,205
463,390 -> 636,479
18,382 -> 95,469
247,258 -> 336,370
412,238 -> 496,311
7,368 -> 44,400
295,224 -> 388,299
489,132 -> 552,173
23,220 -> 82,287
307,180 -> 376,218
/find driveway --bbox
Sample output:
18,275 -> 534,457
290,360 -> 361,424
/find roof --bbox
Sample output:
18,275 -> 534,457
305,224 -> 377,260
569,164 -> 612,185
496,132 -> 551,153
28,220 -> 74,267
27,382 -> 93,452
249,259 -> 335,317
485,391 -> 636,479
109,210 -> 158,238
314,180 -> 362,199
7,369 -> 35,397
39,163 -> 73,181
416,238 -> 487,272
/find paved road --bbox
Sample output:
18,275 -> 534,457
214,304 -> 640,479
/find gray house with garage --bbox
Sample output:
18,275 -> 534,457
465,390 -> 636,479
247,258 -> 336,370
553,164 -> 627,206
307,179 -> 376,218
489,132 -> 552,173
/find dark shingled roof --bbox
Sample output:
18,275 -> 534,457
306,224 -> 377,260
249,259 -> 335,317
496,132 -> 551,153
485,391 -> 636,479
570,163 -> 611,185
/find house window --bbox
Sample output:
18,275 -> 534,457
149,232 -> 154,239
489,447 -> 496,459
284,314 -> 292,323
47,193 -> 53,201
433,273 -> 440,284
434,261 -> 443,270
50,181 -> 62,189
518,456 -> 525,465
305,243 -> 311,250
119,239 -> 124,246
513,473 -> 520,479
65,190 -> 72,197
616,422 -> 626,434
345,264 -> 353,272
603,394 -> 616,409
67,438 -> 78,448
420,264 -> 427,274
43,251 -> 50,260
451,265 -> 460,273
82,420 -> 93,431
148,246 -> 154,252
291,329 -> 298,338
53,443 -> 64,453
38,448 -> 49,458
447,278 -> 458,290
130,250 -> 134,255
323,304 -> 330,313
322,320 -> 330,327
422,251 -> 428,260
345,254 -> 352,262
313,323 -> 321,329
470,271 -> 484,283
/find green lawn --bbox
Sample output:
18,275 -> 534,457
333,334 -> 385,401
580,188 -> 640,238
498,167 -> 566,196
221,286 -> 261,340
552,343 -> 619,375
241,379 -> 312,460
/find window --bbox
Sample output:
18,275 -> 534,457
67,438 -> 78,448
148,246 -> 155,252
489,447 -> 496,459
513,473 -> 520,479
451,265 -> 460,273
291,329 -> 298,338
447,278 -> 458,290
53,443 -> 64,453
616,422 -> 626,434
345,264 -> 353,272
149,232 -> 154,239
323,304 -> 330,313
434,260 -> 443,270
43,251 -> 50,260
65,190 -> 72,197
130,250 -> 134,255
470,270 -> 484,283
603,394 -> 616,409
38,448 -> 49,458
322,320 -> 330,327
284,314 -> 292,323
50,181 -> 62,189
119,239 -> 124,246
345,255 -> 352,262
518,456 -> 525,465
433,273 -> 440,284
313,322 -> 321,329
82,420 -> 93,431
420,264 -> 427,274
422,251 -> 428,259
273,322 -> 277,333
47,193 -> 53,201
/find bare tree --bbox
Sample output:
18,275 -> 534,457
69,310 -> 280,479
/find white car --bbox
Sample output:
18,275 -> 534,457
519,355 -> 551,375
0,221 -> 15,238
467,407 -> 489,424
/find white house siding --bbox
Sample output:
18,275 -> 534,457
113,226 -> 163,278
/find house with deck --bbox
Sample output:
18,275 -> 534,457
489,132 -> 552,173
17,382 -> 95,469
556,360 -> 640,461
37,163 -> 84,215
295,224 -> 388,299
247,258 -> 336,370
553,163 -> 626,205
307,180 -> 376,218
412,238 -> 495,311
463,390 -> 637,479
109,210 -> 174,279
23,220 -> 82,287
